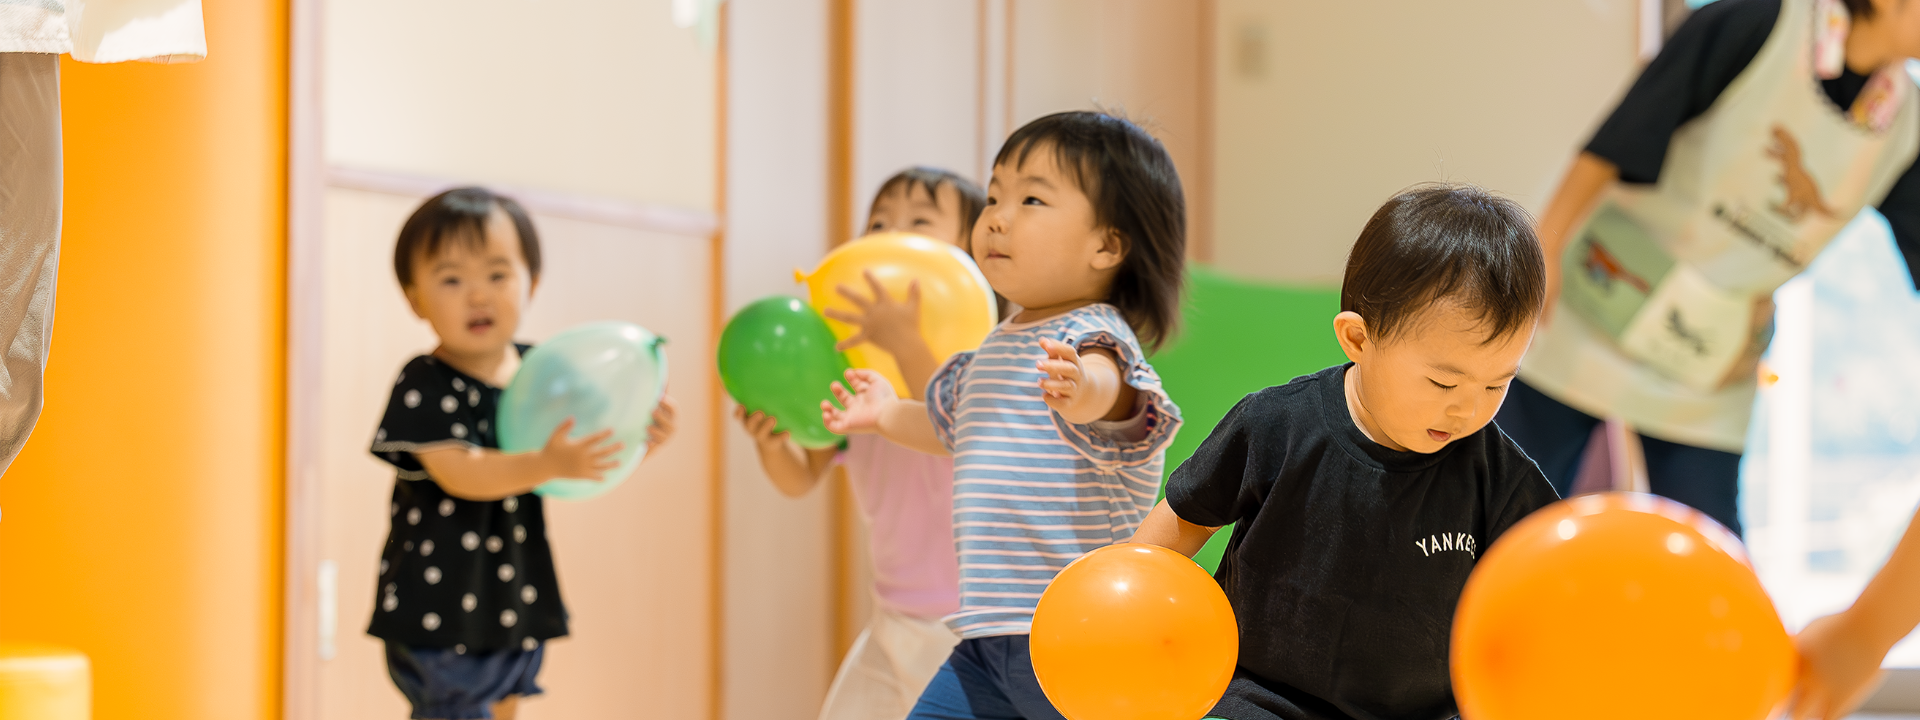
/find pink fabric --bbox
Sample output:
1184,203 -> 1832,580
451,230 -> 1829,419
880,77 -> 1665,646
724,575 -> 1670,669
840,434 -> 961,620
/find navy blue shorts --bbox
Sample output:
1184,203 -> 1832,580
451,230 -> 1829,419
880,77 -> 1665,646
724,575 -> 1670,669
385,641 -> 545,719
906,635 -> 1068,720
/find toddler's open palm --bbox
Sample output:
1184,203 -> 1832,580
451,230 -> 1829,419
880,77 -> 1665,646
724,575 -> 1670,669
1037,338 -> 1087,412
822,368 -> 897,435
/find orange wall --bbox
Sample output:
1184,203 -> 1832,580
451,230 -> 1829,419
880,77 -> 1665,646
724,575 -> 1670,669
0,0 -> 288,718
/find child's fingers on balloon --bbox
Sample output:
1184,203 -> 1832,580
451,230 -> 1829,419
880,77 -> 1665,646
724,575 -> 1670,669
833,333 -> 867,352
834,283 -> 874,308
905,280 -> 921,303
821,306 -> 865,324
862,270 -> 890,300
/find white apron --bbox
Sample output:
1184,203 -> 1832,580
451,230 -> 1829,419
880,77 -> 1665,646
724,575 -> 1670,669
1520,0 -> 1920,453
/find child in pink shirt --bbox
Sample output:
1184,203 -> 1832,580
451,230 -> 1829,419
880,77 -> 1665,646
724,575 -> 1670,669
735,167 -> 987,720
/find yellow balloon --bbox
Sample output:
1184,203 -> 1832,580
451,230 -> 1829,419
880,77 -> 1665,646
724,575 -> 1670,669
795,232 -> 998,396
0,643 -> 89,720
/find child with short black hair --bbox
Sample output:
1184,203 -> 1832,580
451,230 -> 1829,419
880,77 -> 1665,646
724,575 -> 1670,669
825,111 -> 1186,720
1132,184 -> 1560,720
371,186 -> 678,720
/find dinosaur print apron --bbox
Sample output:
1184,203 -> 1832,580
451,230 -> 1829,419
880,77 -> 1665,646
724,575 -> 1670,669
1520,0 -> 1920,452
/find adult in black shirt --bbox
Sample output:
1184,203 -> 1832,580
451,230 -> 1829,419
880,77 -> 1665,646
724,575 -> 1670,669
1500,0 -> 1920,535
1145,366 -> 1557,720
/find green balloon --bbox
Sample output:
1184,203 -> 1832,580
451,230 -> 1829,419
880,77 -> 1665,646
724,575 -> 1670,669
717,296 -> 851,449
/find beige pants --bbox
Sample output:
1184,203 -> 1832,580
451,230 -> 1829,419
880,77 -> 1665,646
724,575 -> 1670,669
0,53 -> 60,479
818,605 -> 961,720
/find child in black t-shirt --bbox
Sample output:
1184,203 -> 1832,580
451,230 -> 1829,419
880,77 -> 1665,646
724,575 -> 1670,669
1131,185 -> 1560,720
369,187 -> 678,720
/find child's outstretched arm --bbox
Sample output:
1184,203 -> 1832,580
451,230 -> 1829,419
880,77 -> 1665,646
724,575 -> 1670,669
1791,506 -> 1920,719
1037,338 -> 1140,425
418,418 -> 622,501
1130,499 -> 1221,558
822,368 -> 947,456
822,272 -> 940,399
737,405 -> 838,497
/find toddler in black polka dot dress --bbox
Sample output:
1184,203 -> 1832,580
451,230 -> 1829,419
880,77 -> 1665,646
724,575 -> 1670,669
368,187 -> 679,720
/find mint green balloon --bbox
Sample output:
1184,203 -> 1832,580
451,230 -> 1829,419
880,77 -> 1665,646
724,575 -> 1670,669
717,296 -> 850,449
498,321 -> 667,501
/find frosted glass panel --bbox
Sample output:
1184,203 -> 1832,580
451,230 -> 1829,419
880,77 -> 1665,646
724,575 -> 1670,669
1743,211 -> 1920,666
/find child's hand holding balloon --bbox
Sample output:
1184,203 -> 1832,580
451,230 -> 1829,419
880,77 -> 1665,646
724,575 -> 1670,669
539,418 -> 624,483
735,405 -> 788,449
824,270 -> 927,356
1789,611 -> 1893,720
647,395 -> 679,451
823,270 -> 942,399
823,368 -> 900,435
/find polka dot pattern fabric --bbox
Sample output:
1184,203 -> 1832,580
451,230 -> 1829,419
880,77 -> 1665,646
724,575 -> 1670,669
368,350 -> 567,651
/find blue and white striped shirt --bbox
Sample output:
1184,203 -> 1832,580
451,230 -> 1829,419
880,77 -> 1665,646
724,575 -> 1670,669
927,303 -> 1181,638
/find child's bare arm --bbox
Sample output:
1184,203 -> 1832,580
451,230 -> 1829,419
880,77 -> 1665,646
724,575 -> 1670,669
737,405 -> 839,497
1537,152 -> 1618,321
1130,499 -> 1220,558
877,398 -> 946,456
823,368 -> 948,456
418,418 -> 621,501
1037,338 -> 1140,425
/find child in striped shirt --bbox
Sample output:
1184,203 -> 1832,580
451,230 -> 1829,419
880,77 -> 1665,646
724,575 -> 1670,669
823,111 -> 1186,720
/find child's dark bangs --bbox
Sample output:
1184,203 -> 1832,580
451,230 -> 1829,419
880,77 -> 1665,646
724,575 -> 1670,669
876,173 -> 943,212
417,214 -> 492,266
997,131 -> 1101,204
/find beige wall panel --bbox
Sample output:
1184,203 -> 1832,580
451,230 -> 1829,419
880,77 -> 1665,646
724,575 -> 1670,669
725,0 -> 838,718
854,0 -> 986,217
324,0 -> 717,211
1212,0 -> 1638,284
314,187 -> 715,719
1010,0 -> 1203,228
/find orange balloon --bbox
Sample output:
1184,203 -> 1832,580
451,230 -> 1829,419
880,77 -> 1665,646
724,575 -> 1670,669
1452,493 -> 1795,720
1030,544 -> 1238,720
795,232 -> 998,396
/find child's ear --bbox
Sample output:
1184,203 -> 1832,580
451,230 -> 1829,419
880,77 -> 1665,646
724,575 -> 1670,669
1090,228 -> 1126,271
1333,311 -> 1372,364
402,283 -> 429,321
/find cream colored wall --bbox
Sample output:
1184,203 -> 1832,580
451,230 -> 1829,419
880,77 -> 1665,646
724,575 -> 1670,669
854,0 -> 1206,251
1010,0 -> 1205,229
854,1 -> 982,214
723,1 -> 839,719
1212,0 -> 1640,284
310,1 -> 721,718
325,0 -> 715,211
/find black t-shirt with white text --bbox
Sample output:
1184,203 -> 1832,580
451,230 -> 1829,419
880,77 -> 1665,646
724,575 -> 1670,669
1587,0 -> 1920,285
1165,365 -> 1558,720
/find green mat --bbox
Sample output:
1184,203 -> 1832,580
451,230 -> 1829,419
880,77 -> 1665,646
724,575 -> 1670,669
1149,266 -> 1347,573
